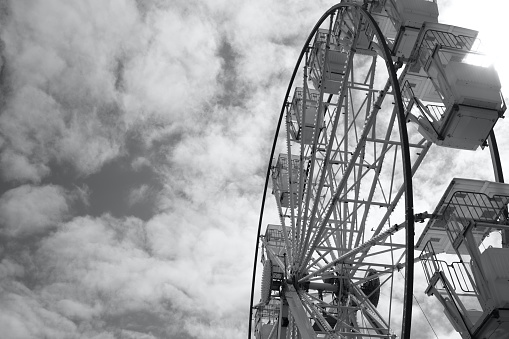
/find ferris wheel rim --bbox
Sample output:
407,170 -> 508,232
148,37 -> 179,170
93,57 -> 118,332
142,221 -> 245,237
249,3 -> 416,338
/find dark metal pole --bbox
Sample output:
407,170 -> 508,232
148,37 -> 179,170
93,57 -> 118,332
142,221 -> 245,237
488,130 -> 509,247
360,10 -> 415,338
247,9 -> 334,338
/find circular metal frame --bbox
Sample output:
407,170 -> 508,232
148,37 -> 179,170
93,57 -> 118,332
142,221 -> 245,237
249,3 -> 416,338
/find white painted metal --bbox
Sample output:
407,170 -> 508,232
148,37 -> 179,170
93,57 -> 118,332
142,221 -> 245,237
401,21 -> 505,150
290,87 -> 323,144
273,154 -> 301,208
416,178 -> 509,253
419,178 -> 509,338
253,1 -> 507,338
478,248 -> 509,308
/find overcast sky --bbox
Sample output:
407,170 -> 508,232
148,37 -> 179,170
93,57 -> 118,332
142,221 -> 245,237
0,1 -> 507,338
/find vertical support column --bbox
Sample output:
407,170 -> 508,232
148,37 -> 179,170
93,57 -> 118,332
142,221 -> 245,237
488,131 -> 509,248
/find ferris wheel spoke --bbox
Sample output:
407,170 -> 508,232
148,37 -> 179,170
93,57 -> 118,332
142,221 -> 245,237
300,293 -> 336,335
299,56 -> 359,268
365,140 -> 430,243
308,235 -> 405,277
350,284 -> 395,334
285,285 -> 320,338
300,15 -> 367,230
299,220 -> 406,284
301,138 -> 392,270
300,102 -> 381,271
253,3 -> 425,338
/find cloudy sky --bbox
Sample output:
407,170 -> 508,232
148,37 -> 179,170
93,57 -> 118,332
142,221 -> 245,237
0,0 -> 507,338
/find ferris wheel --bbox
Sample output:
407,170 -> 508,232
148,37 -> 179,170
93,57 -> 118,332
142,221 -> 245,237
249,1 -> 509,339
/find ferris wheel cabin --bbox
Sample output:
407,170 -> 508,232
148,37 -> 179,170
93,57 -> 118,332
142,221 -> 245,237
308,29 -> 350,94
372,0 -> 506,150
255,224 -> 291,339
373,0 -> 439,59
289,87 -> 323,145
403,23 -> 505,150
417,179 -> 509,338
271,154 -> 302,208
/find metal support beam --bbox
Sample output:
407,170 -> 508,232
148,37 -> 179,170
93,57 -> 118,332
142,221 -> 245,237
299,221 -> 406,282
284,285 -> 317,339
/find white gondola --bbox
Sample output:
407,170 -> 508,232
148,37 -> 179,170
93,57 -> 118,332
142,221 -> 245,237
373,0 -> 439,59
289,87 -> 322,145
308,29 -> 350,94
271,153 -> 301,208
404,23 -> 505,150
255,224 -> 290,339
418,179 -> 509,338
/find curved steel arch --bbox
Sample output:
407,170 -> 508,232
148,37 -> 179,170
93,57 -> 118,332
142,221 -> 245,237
249,3 -> 415,338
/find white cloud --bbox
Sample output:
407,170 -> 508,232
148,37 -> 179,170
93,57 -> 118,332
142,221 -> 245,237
131,157 -> 151,171
0,0 -> 506,338
55,298 -> 100,322
71,184 -> 91,208
56,109 -> 123,175
0,1 -> 132,181
7,212 -> 251,337
0,281 -> 78,339
127,184 -> 150,207
117,330 -> 158,339
121,6 -> 222,123
0,259 -> 25,280
0,149 -> 50,183
0,0 -> 226,183
0,185 -> 68,237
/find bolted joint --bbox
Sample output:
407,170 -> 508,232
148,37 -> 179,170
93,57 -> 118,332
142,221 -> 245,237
415,211 -> 432,223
